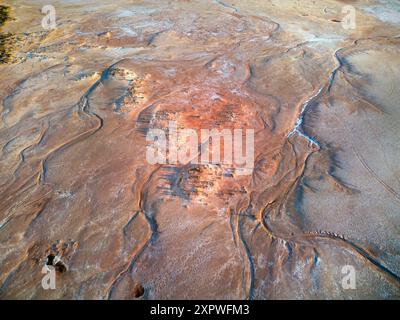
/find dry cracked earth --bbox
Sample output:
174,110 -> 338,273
0,0 -> 400,299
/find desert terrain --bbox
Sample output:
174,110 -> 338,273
0,0 -> 399,299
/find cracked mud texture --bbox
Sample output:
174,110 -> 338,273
0,0 -> 399,299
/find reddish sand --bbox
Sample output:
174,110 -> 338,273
0,0 -> 399,299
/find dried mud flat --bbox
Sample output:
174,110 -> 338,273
0,0 -> 399,299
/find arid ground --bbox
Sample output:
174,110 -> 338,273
0,0 -> 399,299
